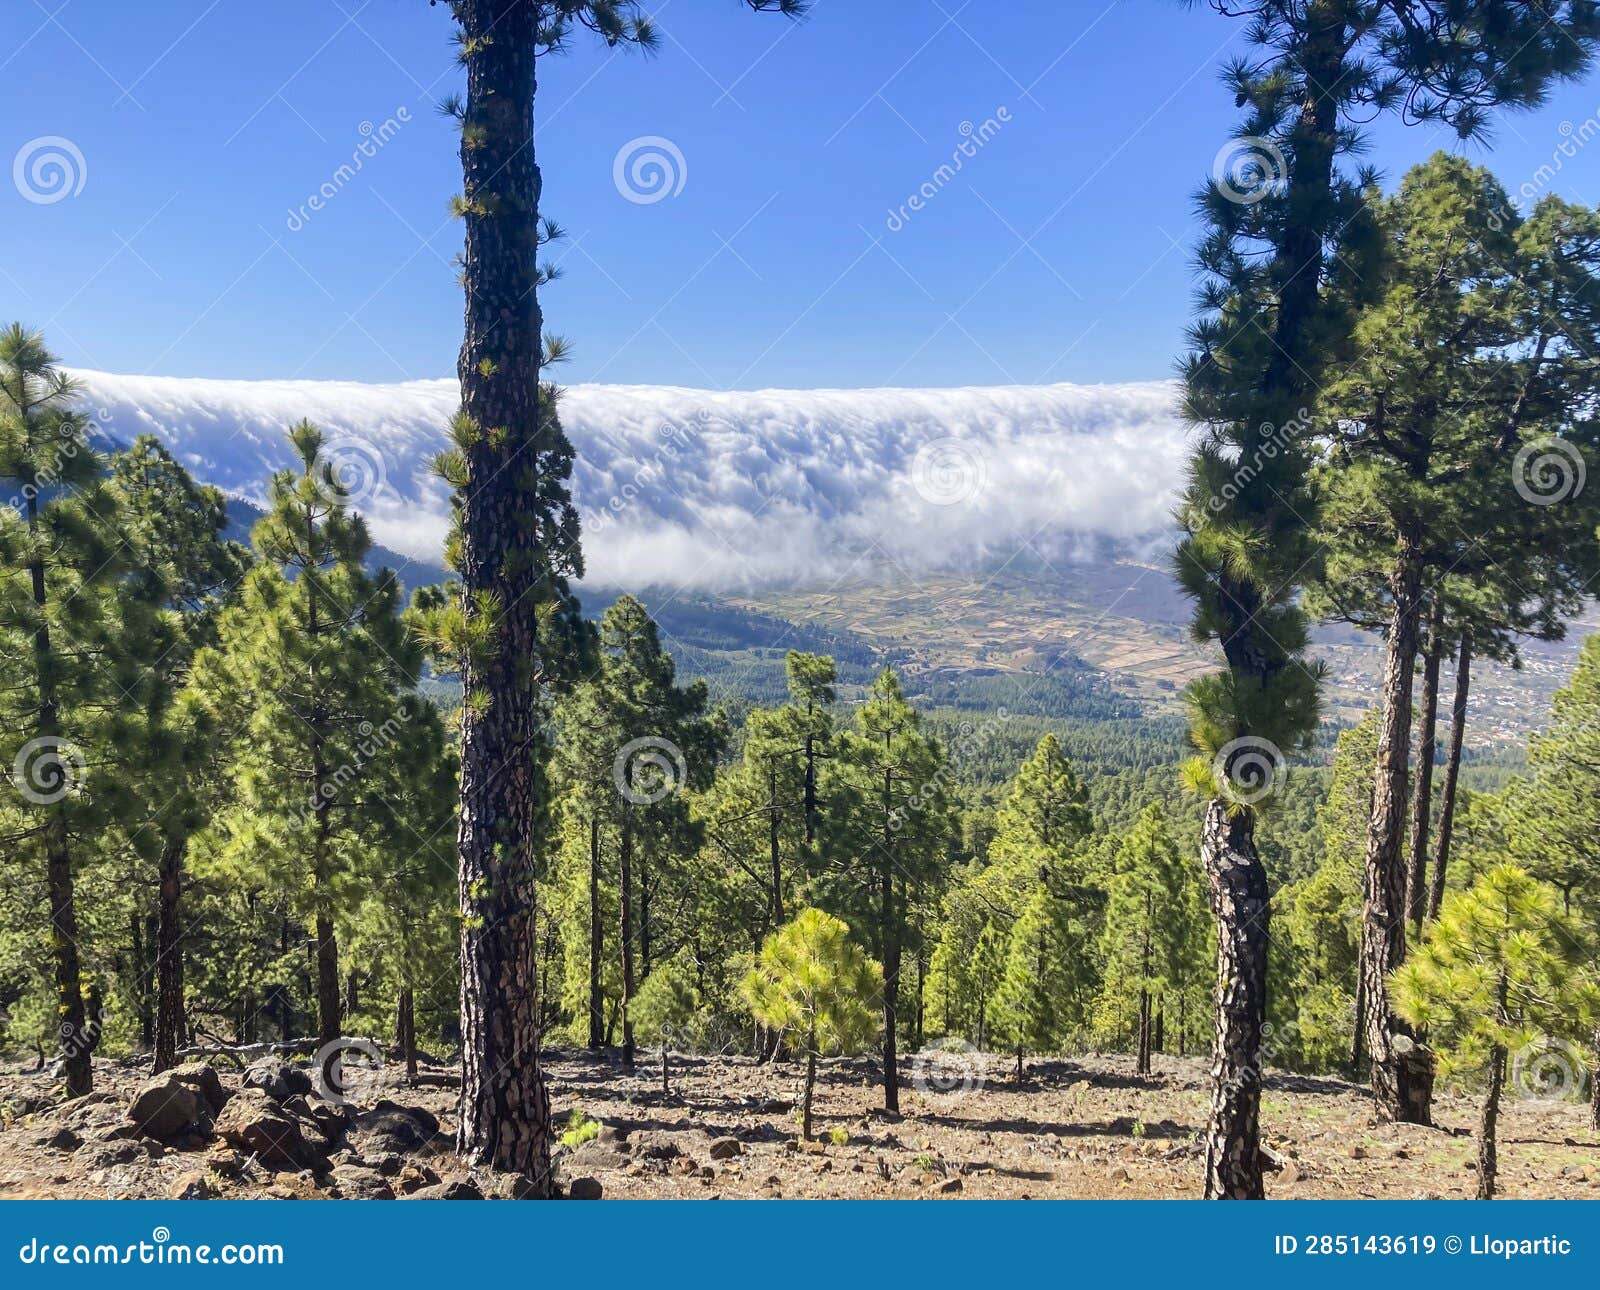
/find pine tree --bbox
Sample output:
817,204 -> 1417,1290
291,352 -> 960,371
1392,865 -> 1597,1198
191,422 -> 420,1047
1308,155 -> 1600,1123
1177,2 -> 1600,1197
740,907 -> 881,1140
0,326 -> 159,1094
106,437 -> 249,1070
989,882 -> 1087,1078
823,668 -> 956,1112
552,595 -> 721,1065
1504,633 -> 1600,1125
440,0 -> 803,1183
631,947 -> 698,1097
1098,806 -> 1207,1074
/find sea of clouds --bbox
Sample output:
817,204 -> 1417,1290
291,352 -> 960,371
72,370 -> 1187,590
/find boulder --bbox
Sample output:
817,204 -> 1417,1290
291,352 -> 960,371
708,1137 -> 742,1161
168,1062 -> 230,1115
214,1088 -> 323,1171
490,1173 -> 546,1200
330,1165 -> 395,1200
405,1177 -> 483,1200
128,1073 -> 209,1142
241,1055 -> 312,1102
567,1176 -> 603,1200
347,1101 -> 440,1157
167,1171 -> 213,1200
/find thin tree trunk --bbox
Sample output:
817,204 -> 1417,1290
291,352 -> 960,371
660,1042 -> 670,1099
314,913 -> 341,1048
587,815 -> 603,1050
1349,927 -> 1367,1078
803,1036 -> 817,1141
398,986 -> 417,1082
1137,891 -> 1153,1075
1405,603 -> 1443,938
131,912 -> 153,1051
27,489 -> 90,1097
880,765 -> 900,1115
1589,1025 -> 1600,1133
1478,1044 -> 1504,1200
153,836 -> 186,1073
1199,800 -> 1268,1200
1428,633 -> 1472,923
1361,541 -> 1432,1125
768,763 -> 783,928
452,0 -> 553,1187
620,812 -> 636,1066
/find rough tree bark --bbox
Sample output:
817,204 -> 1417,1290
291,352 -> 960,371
1428,633 -> 1472,923
879,767 -> 900,1115
587,814 -> 603,1050
619,813 -> 636,1067
152,837 -> 186,1072
452,0 -> 553,1187
1199,801 -> 1269,1200
1405,603 -> 1444,937
1361,543 -> 1432,1124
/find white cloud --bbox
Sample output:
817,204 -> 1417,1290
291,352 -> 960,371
72,370 -> 1187,590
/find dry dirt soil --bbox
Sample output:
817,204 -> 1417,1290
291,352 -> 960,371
3,1048 -> 1598,1200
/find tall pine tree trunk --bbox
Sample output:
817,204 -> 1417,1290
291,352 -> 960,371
28,503 -> 90,1097
880,769 -> 900,1115
452,0 -> 552,1185
152,837 -> 186,1072
587,814 -> 603,1050
802,1035 -> 817,1141
1428,632 -> 1472,922
397,985 -> 418,1081
1192,16 -> 1344,1200
620,813 -> 636,1066
768,764 -> 783,927
1361,540 -> 1432,1125
1405,605 -> 1444,937
1198,801 -> 1268,1199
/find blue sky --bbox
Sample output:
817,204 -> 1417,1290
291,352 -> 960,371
4,0 -> 1599,389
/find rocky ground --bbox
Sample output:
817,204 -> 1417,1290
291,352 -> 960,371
2,1046 -> 1598,1199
